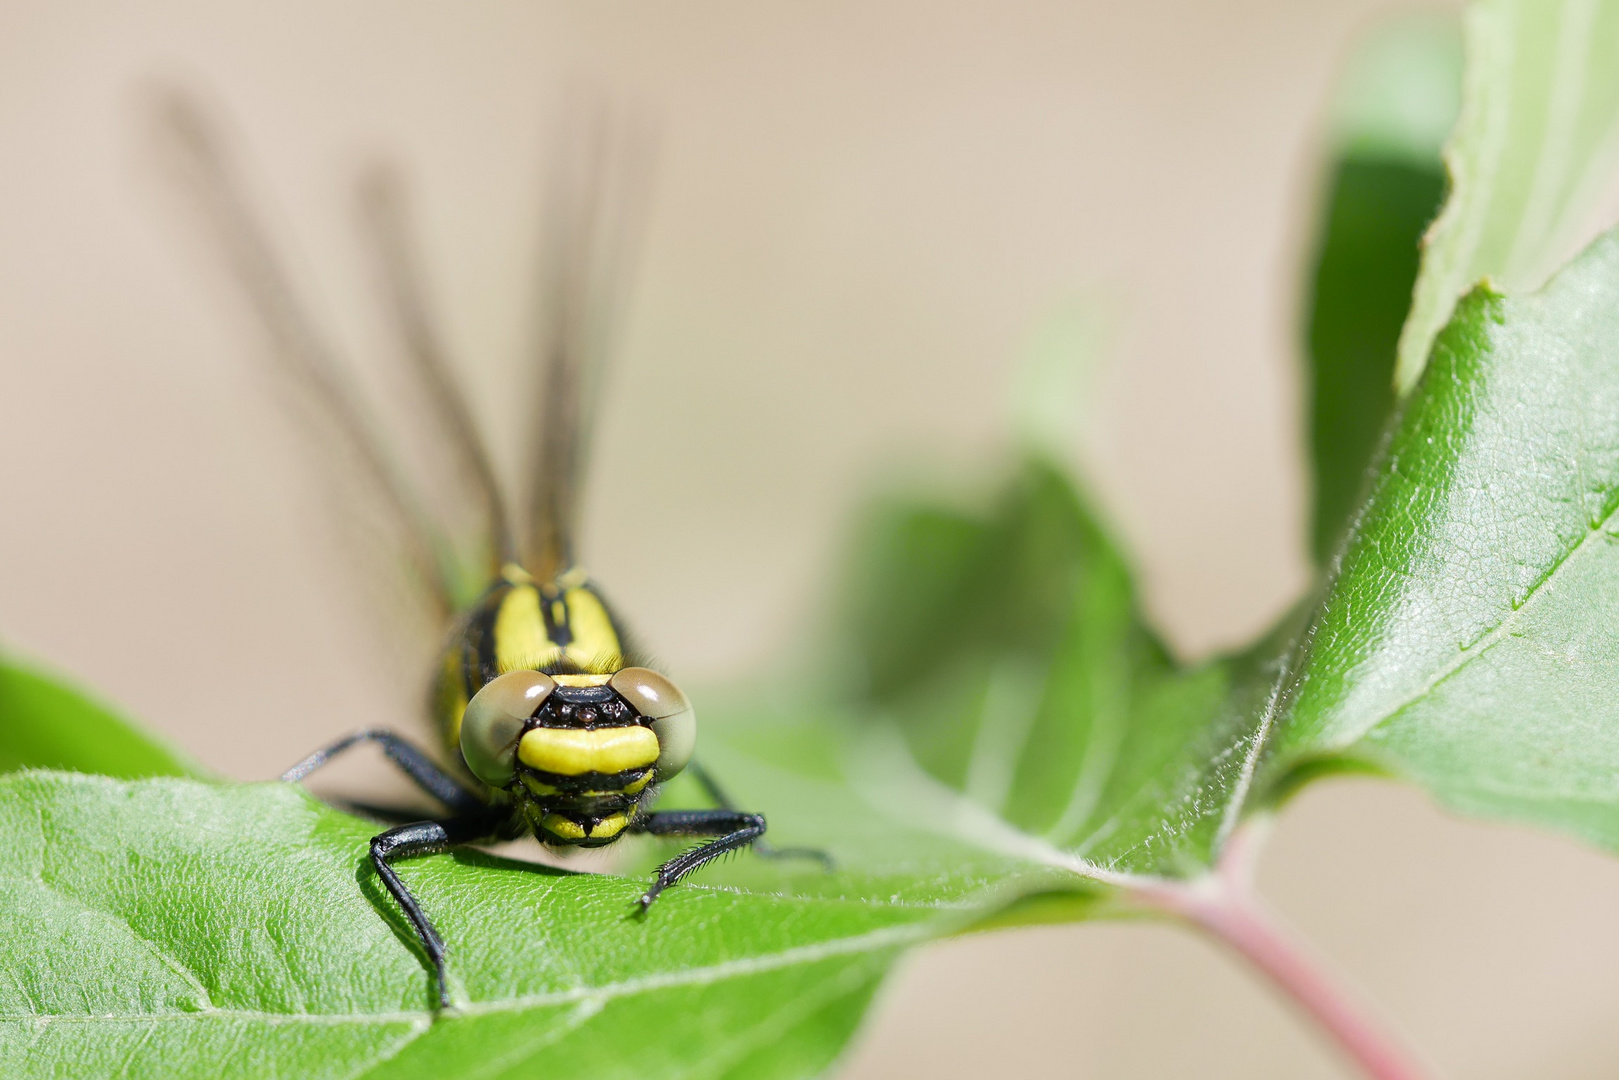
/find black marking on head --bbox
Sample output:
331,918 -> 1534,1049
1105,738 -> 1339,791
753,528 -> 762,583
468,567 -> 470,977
534,789 -> 642,817
528,689 -> 635,729
522,764 -> 651,793
551,684 -> 615,705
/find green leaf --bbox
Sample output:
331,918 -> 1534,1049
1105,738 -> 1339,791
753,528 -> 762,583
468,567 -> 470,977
1325,13 -> 1462,168
1260,225 -> 1619,850
0,772 -> 972,1080
1307,159 -> 1448,563
1305,16 -> 1455,561
825,458 -> 1277,878
0,657 -> 204,779
1395,0 -> 1619,394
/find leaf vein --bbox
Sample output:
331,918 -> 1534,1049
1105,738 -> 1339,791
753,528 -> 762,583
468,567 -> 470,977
0,922 -> 931,1028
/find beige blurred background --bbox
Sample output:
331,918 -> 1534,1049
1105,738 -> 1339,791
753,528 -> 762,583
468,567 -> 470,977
4,1 -> 1619,1076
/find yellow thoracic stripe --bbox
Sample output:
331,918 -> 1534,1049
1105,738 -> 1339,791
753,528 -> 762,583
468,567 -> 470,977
518,725 -> 659,776
493,585 -> 556,674
559,586 -> 620,668
538,810 -> 631,842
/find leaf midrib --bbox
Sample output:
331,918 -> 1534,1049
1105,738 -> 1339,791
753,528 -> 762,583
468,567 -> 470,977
1344,489 -> 1619,747
0,921 -> 932,1027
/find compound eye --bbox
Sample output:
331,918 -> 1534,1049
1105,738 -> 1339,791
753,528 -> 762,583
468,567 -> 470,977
610,667 -> 695,780
460,670 -> 556,787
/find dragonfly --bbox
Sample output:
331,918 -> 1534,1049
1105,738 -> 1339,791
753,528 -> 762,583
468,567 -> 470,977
158,91 -> 825,1009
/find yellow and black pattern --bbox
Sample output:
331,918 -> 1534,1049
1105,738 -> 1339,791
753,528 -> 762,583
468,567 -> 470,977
210,88 -> 813,1010
433,563 -> 634,755
510,678 -> 659,845
430,562 -> 664,845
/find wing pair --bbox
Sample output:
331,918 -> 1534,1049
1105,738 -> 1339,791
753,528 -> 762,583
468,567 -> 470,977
154,89 -> 649,625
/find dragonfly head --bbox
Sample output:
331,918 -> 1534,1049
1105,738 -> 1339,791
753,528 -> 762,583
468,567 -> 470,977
458,667 -> 696,846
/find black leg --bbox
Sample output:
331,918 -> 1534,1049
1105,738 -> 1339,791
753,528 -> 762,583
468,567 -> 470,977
684,760 -> 834,869
370,814 -> 499,1009
631,809 -> 767,910
282,728 -> 484,816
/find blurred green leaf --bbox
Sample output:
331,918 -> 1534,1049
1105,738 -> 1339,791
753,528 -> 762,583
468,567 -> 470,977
803,230 -> 1619,893
1326,13 -> 1462,167
1307,160 -> 1446,562
0,657 -> 203,779
1261,227 -> 1619,849
824,458 -> 1281,877
1305,15 -> 1456,562
1007,296 -> 1113,455
1396,0 -> 1619,393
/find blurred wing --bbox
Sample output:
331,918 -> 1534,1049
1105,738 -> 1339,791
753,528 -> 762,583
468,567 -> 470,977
525,101 -> 654,580
152,88 -> 462,626
356,165 -> 517,574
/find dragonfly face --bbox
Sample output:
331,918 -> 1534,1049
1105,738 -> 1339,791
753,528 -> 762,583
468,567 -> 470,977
457,661 -> 696,848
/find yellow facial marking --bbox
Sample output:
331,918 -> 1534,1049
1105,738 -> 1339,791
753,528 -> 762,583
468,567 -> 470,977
539,812 -> 586,841
552,673 -> 612,688
520,774 -> 560,798
623,771 -> 653,795
518,725 -> 659,776
537,810 -> 632,842
590,812 -> 631,840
